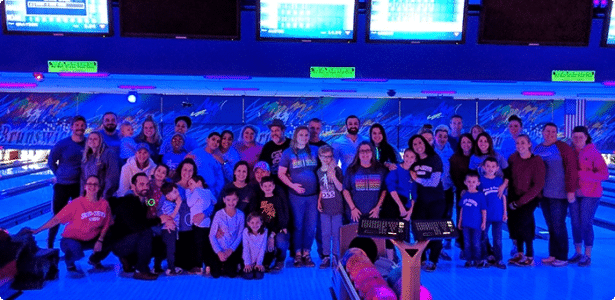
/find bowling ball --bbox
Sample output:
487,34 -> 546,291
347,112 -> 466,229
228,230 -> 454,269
358,277 -> 388,297
341,247 -> 367,266
350,266 -> 381,283
364,285 -> 398,300
349,237 -> 379,263
420,285 -> 432,300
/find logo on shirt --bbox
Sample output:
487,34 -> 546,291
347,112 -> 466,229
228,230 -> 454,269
413,165 -> 433,176
291,157 -> 317,169
260,201 -> 276,222
462,198 -> 478,207
355,175 -> 381,191
80,211 -> 106,222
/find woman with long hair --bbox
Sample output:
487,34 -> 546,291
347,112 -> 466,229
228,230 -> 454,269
342,141 -> 388,224
469,132 -> 509,177
506,134 -> 545,267
135,116 -> 163,164
278,126 -> 319,268
407,134 -> 445,272
219,130 -> 242,183
449,133 -> 475,249
218,160 -> 254,212
369,123 -> 399,171
568,126 -> 609,266
81,131 -> 119,200
170,158 -> 200,273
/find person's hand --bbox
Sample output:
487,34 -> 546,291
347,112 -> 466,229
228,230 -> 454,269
508,202 -> 517,211
398,205 -> 407,217
326,166 -> 337,178
160,215 -> 171,223
351,207 -> 362,222
481,223 -> 486,231
317,201 -> 323,213
217,252 -> 227,262
216,228 -> 224,239
292,183 -> 305,194
502,214 -> 508,222
410,170 -> 418,181
165,220 -> 176,232
498,184 -> 506,199
94,241 -> 103,252
369,206 -> 380,218
403,211 -> 411,221
457,222 -> 462,230
567,192 -> 576,204
223,249 -> 233,260
386,163 -> 397,171
244,265 -> 253,273
255,265 -> 265,272
192,213 -> 204,225
281,228 -> 288,234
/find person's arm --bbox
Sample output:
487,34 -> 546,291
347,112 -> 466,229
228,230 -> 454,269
580,149 -> 610,182
208,214 -> 224,254
369,190 -> 387,218
501,194 -> 508,222
457,207 -> 464,230
317,193 -> 323,213
33,200 -> 75,234
481,209 -> 487,231
330,167 -> 344,191
242,229 -> 253,266
94,204 -> 112,251
48,143 -> 61,174
343,190 -> 361,222
169,199 -> 182,219
255,230 -> 267,268
230,212 -> 245,251
414,172 -> 442,187
278,165 -> 303,194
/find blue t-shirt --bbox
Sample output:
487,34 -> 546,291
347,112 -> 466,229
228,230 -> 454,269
533,143 -> 566,199
100,130 -> 121,159
162,151 -> 188,174
385,164 -> 417,208
279,146 -> 319,196
343,165 -> 388,217
190,147 -> 226,199
460,191 -> 486,229
480,175 -> 505,222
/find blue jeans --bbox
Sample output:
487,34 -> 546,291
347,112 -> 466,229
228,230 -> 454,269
569,197 -> 600,247
289,193 -> 318,252
463,227 -> 482,262
60,237 -> 97,267
482,221 -> 503,261
161,229 -> 177,269
320,213 -> 342,257
541,197 -> 569,260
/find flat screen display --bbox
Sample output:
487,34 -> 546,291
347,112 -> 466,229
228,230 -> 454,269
602,0 -> 615,46
479,0 -> 593,46
120,0 -> 240,39
2,0 -> 111,35
258,0 -> 357,41
367,0 -> 467,43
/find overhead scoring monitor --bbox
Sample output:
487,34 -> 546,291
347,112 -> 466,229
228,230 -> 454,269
367,0 -> 467,43
258,0 -> 357,41
602,0 -> 615,47
2,0 -> 112,35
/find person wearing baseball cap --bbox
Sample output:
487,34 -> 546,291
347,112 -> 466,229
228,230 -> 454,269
117,143 -> 157,197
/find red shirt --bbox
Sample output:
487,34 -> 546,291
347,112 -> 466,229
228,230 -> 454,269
57,196 -> 112,241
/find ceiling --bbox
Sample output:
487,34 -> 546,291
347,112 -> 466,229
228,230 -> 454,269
1,71 -> 615,100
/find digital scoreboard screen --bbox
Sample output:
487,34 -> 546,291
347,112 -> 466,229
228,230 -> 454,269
258,0 -> 357,41
3,0 -> 111,35
603,0 -> 615,46
367,0 -> 466,42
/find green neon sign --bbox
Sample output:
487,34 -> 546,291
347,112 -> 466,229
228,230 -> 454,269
48,61 -> 98,73
552,70 -> 595,82
310,67 -> 355,79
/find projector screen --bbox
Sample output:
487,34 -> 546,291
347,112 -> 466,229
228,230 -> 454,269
2,0 -> 112,36
367,0 -> 467,43
258,0 -> 357,41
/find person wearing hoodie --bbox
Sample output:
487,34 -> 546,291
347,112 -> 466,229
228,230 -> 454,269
568,126 -> 609,267
117,143 -> 157,197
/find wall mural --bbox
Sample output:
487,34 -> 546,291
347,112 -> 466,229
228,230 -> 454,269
0,93 -> 612,153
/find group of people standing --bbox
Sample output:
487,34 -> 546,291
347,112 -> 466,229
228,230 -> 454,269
31,111 -> 609,281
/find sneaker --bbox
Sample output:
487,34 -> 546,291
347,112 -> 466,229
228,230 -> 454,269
464,261 -> 475,268
293,254 -> 303,268
550,259 -> 568,267
517,257 -> 534,267
439,251 -> 452,261
303,255 -> 316,268
272,261 -> 285,272
508,253 -> 525,265
494,261 -> 507,269
119,257 -> 136,273
319,256 -> 331,269
477,260 -> 489,269
67,265 -> 85,278
423,261 -> 437,272
568,253 -> 583,264
133,270 -> 159,280
486,255 -> 496,264
578,255 -> 591,267
87,260 -> 106,270
165,267 -> 183,276
541,256 -> 556,265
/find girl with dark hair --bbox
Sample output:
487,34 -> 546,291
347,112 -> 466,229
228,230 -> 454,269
342,141 -> 388,224
568,126 -> 609,266
369,123 -> 400,171
407,134 -> 445,272
278,126 -> 320,267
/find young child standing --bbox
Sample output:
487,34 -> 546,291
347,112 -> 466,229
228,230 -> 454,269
250,176 -> 290,272
187,175 -> 216,275
120,121 -> 137,165
458,171 -> 487,268
242,212 -> 268,280
160,182 -> 183,275
209,187 -> 245,278
316,145 -> 344,268
480,157 -> 507,269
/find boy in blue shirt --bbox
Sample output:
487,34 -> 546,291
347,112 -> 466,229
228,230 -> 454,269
458,171 -> 487,268
480,157 -> 507,269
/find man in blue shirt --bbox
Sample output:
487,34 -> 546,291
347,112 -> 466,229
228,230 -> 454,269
99,112 -> 121,159
47,115 -> 87,248
331,115 -> 367,174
